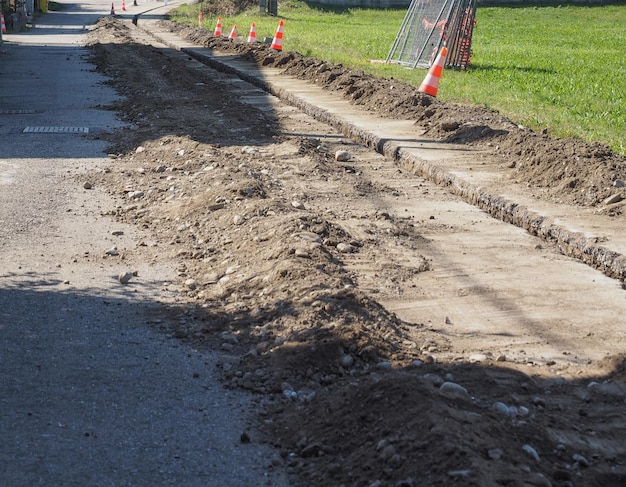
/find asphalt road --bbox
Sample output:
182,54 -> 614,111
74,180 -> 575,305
0,2 -> 286,485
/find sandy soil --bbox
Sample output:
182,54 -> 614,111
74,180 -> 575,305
86,16 -> 626,487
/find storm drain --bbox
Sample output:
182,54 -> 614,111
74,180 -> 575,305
0,109 -> 37,114
23,126 -> 89,134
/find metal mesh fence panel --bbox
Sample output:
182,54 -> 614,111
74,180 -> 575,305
387,0 -> 476,70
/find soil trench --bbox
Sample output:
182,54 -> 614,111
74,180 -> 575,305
87,16 -> 626,487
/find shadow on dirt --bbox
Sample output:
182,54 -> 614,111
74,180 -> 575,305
82,258 -> 621,487
2,261 -> 624,485
149,281 -> 626,486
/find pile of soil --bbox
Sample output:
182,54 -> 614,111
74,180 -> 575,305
86,17 -> 626,487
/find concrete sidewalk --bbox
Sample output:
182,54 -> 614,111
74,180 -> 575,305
122,9 -> 626,282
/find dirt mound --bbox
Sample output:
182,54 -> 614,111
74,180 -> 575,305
269,367 -> 626,487
87,17 -> 626,487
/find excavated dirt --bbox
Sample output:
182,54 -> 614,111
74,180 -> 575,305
86,16 -> 626,487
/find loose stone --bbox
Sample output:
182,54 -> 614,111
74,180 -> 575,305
603,193 -> 624,205
522,444 -> 541,462
492,402 -> 510,416
335,150 -> 351,162
422,373 -> 444,386
532,396 -> 546,407
376,439 -> 388,451
283,389 -> 297,400
118,271 -> 133,284
379,444 -> 396,461
488,448 -> 503,460
295,232 -> 322,243
439,381 -> 469,399
440,121 -> 461,132
340,355 -> 354,367
469,353 -> 488,362
337,242 -> 356,253
377,361 -> 392,371
294,248 -> 309,258
201,272 -> 219,285
447,470 -> 471,478
106,246 -> 119,256
572,453 -> 590,467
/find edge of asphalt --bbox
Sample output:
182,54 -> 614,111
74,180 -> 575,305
120,5 -> 626,284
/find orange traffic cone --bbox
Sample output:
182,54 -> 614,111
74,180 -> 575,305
228,25 -> 237,41
418,46 -> 447,97
247,22 -> 257,43
214,16 -> 222,36
0,14 -> 6,34
121,0 -> 126,11
198,11 -> 203,28
110,2 -> 115,15
271,20 -> 284,51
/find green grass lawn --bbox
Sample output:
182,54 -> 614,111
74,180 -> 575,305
172,2 -> 626,154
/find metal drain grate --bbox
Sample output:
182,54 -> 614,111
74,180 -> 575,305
0,109 -> 37,115
23,126 -> 89,134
